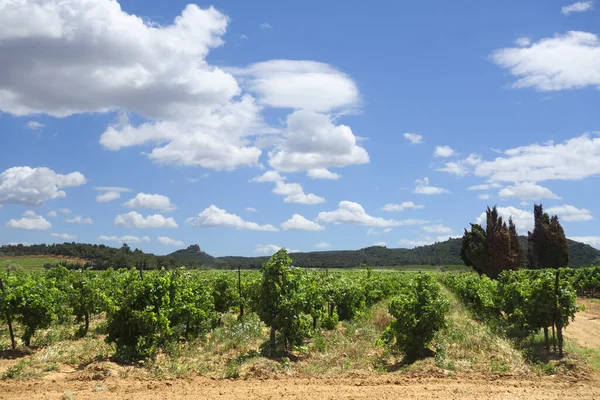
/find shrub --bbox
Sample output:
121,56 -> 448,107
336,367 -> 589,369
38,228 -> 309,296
383,273 -> 450,360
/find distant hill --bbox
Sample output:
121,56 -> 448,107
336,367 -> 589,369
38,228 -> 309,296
170,237 -> 600,269
168,245 -> 216,265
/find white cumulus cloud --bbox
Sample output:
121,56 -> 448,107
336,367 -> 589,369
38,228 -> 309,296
561,1 -> 594,15
404,133 -> 423,144
414,177 -> 449,195
490,31 -> 600,91
96,191 -> 121,203
433,146 -> 455,158
281,214 -> 325,231
316,201 -> 428,227
125,193 -> 176,212
315,242 -> 332,249
382,201 -> 424,212
422,224 -> 452,234
475,134 -> 600,182
98,235 -> 150,243
25,121 -> 45,130
50,233 -> 76,241
157,236 -> 185,246
499,182 -> 561,200
0,166 -> 85,205
186,205 -> 277,231
546,205 -> 593,221
47,210 -> 57,217
6,212 -> 51,230
307,168 -> 341,180
66,216 -> 93,224
114,212 -> 177,228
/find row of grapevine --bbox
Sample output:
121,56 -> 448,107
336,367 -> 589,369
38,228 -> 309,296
0,250 -> 415,360
441,268 -> 581,356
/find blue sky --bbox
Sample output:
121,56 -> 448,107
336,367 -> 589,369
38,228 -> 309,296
1,0 -> 599,256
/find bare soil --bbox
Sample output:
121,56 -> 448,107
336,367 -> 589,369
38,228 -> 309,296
0,374 -> 599,399
565,299 -> 600,349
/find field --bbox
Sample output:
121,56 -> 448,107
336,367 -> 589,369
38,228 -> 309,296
0,256 -> 87,270
0,259 -> 599,399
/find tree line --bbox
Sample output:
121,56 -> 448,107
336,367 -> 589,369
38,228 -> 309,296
461,204 -> 570,278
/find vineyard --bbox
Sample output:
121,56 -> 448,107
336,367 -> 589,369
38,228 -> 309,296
0,249 -> 599,389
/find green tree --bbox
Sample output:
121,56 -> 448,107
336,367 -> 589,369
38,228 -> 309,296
486,206 -> 513,278
460,223 -> 488,275
528,205 -> 569,269
508,217 -> 522,268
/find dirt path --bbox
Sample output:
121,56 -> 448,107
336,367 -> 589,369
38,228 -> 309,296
1,374 -> 599,400
565,299 -> 600,348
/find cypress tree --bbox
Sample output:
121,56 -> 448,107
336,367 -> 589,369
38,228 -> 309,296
527,204 -> 569,269
461,223 -> 488,275
547,215 -> 569,269
508,217 -> 522,268
485,206 -> 512,278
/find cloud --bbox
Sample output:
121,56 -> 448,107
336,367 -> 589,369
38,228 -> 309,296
157,236 -> 185,246
250,170 -> 285,183
307,168 -> 341,180
414,177 -> 449,195
403,133 -> 423,144
561,1 -> 594,15
367,227 -> 392,235
125,193 -> 176,212
98,235 -> 150,243
66,216 -> 93,224
490,31 -> 600,91
251,171 -> 324,204
47,210 -> 57,217
186,205 -> 277,231
0,1 -> 272,171
6,212 -> 51,230
93,186 -> 132,192
422,224 -> 452,234
316,201 -> 428,227
398,239 -> 434,248
230,60 -> 359,113
268,110 -> 368,173
0,166 -> 86,205
245,207 -> 258,212
59,208 -> 72,214
515,37 -> 532,47
433,146 -> 455,158
569,236 -> 600,249
260,23 -> 272,29
468,183 -> 502,191
475,134 -> 600,182
255,244 -> 299,254
315,242 -> 332,249
115,212 -> 178,228
498,182 -> 561,200
478,193 -> 491,200
281,214 -> 325,231
546,205 -> 593,221
50,233 -> 76,241
475,206 -> 534,233
372,241 -> 387,247
382,201 -> 424,212
96,191 -> 121,203
272,181 -> 325,204
25,121 -> 45,130
437,161 -> 469,177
